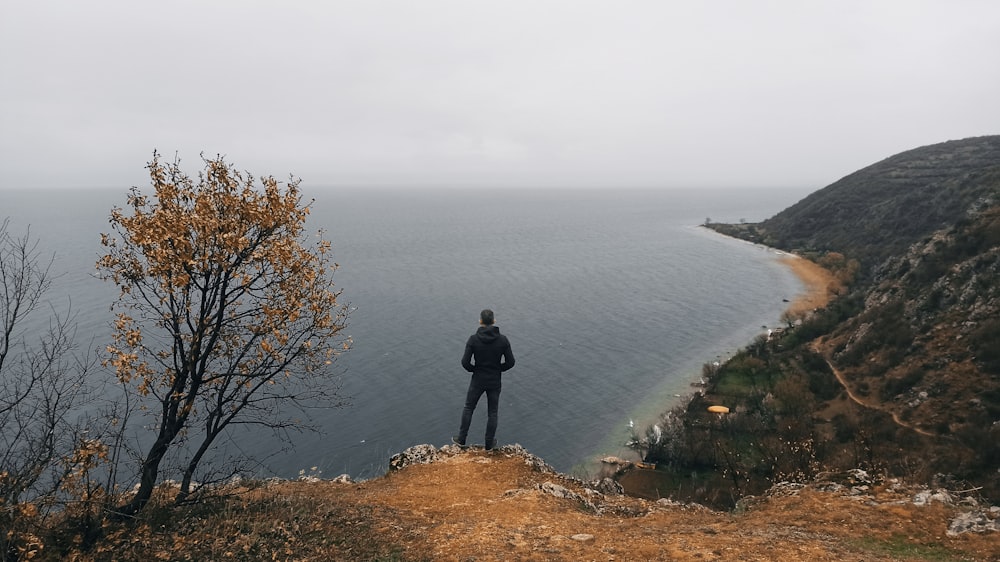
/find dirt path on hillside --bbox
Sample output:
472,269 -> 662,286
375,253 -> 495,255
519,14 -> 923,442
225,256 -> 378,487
811,341 -> 936,438
780,255 -> 936,438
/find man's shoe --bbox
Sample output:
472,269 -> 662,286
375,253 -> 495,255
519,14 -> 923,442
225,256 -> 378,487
485,440 -> 496,451
451,436 -> 467,448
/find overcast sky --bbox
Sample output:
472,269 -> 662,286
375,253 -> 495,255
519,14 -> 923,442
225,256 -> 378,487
2,1 -> 998,190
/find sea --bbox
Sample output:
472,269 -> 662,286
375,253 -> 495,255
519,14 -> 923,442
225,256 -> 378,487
2,186 -> 811,480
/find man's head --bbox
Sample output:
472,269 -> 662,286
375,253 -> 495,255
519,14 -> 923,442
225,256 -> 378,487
480,309 -> 495,326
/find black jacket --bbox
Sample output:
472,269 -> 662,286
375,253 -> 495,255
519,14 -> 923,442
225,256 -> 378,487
461,325 -> 515,384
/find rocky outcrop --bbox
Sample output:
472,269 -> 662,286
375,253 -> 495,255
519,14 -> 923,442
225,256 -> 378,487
734,470 -> 999,537
948,507 -> 1000,536
387,444 -> 998,538
388,443 -> 556,473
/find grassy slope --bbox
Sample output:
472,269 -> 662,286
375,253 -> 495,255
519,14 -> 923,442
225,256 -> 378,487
41,447 -> 1000,561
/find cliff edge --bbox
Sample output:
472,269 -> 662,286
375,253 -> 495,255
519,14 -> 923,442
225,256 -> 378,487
69,444 -> 999,561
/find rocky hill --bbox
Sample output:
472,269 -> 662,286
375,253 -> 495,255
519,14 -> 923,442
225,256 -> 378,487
714,135 -> 1000,275
822,203 -> 1000,439
685,136 -> 1000,511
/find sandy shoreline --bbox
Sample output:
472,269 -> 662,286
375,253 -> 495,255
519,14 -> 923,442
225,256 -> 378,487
778,254 -> 840,317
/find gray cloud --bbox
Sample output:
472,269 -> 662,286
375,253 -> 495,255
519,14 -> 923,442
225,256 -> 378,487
2,1 -> 998,189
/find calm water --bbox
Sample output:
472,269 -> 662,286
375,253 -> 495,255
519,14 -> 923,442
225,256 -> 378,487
2,186 -> 810,479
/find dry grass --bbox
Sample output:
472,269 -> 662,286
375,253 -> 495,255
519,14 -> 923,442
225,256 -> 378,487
44,447 -> 999,561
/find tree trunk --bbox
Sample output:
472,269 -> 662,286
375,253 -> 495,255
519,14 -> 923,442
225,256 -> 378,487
175,432 -> 216,504
115,433 -> 172,517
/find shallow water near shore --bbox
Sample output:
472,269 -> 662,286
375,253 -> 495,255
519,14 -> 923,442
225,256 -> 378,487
2,186 -> 810,480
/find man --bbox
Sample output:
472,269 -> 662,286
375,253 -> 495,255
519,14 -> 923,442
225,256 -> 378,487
453,309 -> 515,450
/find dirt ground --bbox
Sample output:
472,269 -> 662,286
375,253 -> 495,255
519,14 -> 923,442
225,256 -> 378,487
278,447 -> 999,561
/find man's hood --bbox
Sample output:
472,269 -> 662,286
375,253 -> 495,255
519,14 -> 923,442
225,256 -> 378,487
476,325 -> 500,343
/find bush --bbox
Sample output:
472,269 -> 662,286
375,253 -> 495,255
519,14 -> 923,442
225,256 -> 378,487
772,373 -> 815,418
881,367 -> 925,399
831,414 -> 856,443
970,318 -> 1000,375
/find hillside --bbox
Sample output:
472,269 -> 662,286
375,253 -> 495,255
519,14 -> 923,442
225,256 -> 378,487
681,136 -> 1000,510
48,445 -> 1000,561
712,135 -> 1000,275
819,203 -> 1000,437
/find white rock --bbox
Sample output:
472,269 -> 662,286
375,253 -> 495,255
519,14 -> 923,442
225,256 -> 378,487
913,489 -> 954,506
947,510 -> 1000,536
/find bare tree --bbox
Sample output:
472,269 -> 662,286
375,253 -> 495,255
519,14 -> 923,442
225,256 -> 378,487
1,219 -> 92,559
98,153 -> 350,516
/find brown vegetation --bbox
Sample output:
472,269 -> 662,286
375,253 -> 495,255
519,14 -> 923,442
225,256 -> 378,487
96,153 -> 350,515
39,447 -> 999,561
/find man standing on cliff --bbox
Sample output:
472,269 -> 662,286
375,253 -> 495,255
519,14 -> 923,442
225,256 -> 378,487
453,309 -> 515,451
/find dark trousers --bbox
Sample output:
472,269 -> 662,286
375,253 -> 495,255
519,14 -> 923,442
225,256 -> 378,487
458,377 -> 500,448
